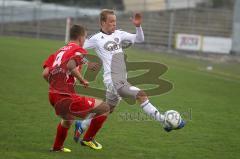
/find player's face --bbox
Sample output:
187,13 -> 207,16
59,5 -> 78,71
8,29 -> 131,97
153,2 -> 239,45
102,14 -> 116,34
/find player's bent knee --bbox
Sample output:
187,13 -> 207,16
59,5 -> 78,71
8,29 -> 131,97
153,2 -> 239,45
109,105 -> 116,114
136,90 -> 148,102
136,90 -> 147,98
93,99 -> 110,115
61,119 -> 73,128
94,99 -> 104,107
100,102 -> 110,114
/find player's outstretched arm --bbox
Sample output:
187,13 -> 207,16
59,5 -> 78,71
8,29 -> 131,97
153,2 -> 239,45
67,59 -> 89,88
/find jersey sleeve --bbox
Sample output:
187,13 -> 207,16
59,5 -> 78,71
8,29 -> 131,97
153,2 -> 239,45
119,26 -> 144,43
83,36 -> 96,49
42,54 -> 55,68
71,48 -> 88,66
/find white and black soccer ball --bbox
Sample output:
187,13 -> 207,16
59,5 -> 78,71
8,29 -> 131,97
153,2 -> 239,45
164,110 -> 182,129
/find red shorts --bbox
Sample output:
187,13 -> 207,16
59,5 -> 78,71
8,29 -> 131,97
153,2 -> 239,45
49,92 -> 96,120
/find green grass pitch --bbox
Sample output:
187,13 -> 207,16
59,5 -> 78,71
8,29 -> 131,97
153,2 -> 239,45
0,36 -> 240,159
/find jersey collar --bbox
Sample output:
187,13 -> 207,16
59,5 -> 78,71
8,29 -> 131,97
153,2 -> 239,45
68,42 -> 79,46
100,29 -> 112,35
68,42 -> 87,54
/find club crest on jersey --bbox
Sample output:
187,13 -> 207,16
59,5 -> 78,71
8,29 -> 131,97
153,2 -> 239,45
104,41 -> 120,52
114,38 -> 119,43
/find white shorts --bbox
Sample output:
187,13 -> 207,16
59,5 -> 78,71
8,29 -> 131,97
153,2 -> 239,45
104,79 -> 140,106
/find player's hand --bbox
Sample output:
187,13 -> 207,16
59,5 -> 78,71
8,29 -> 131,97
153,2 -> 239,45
87,62 -> 100,71
131,13 -> 142,27
80,79 -> 89,88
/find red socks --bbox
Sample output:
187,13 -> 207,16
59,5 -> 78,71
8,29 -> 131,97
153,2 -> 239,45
53,123 -> 69,150
52,115 -> 107,149
83,115 -> 107,141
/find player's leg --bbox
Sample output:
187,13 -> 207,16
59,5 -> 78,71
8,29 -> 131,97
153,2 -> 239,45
135,89 -> 165,123
74,115 -> 92,143
49,93 -> 73,152
74,91 -> 119,142
80,99 -> 110,150
106,90 -> 120,113
70,95 -> 110,150
135,89 -> 185,131
117,83 -> 165,124
118,83 -> 185,131
51,119 -> 73,152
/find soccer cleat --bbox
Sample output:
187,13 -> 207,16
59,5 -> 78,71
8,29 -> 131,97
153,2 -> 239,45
74,120 -> 84,143
81,140 -> 103,150
50,147 -> 71,153
164,120 -> 186,132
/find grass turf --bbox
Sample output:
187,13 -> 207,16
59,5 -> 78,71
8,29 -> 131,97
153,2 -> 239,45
0,36 -> 239,159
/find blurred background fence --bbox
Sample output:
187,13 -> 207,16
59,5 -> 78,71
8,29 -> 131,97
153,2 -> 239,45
0,0 -> 235,54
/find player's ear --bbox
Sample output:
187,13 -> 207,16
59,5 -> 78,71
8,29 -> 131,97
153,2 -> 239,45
79,36 -> 85,47
101,20 -> 106,26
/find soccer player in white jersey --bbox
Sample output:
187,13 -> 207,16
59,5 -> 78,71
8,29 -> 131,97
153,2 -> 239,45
74,9 -> 185,146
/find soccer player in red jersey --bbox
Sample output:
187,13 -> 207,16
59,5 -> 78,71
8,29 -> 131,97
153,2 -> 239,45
42,24 -> 110,151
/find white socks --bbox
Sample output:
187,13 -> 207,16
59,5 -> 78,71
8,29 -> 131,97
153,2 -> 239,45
141,100 -> 165,124
81,118 -> 92,130
80,100 -> 164,129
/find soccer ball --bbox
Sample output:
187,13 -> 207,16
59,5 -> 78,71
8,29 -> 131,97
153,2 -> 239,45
164,110 -> 182,129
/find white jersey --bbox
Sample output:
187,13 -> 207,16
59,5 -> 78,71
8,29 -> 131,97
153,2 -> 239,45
83,27 -> 144,86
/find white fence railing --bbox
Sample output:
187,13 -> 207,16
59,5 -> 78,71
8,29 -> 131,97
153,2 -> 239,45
0,0 -> 233,53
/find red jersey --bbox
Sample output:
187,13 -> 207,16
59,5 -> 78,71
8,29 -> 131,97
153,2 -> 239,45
43,42 -> 87,94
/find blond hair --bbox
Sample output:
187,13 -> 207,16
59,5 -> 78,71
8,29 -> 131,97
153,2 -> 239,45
100,9 -> 115,24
